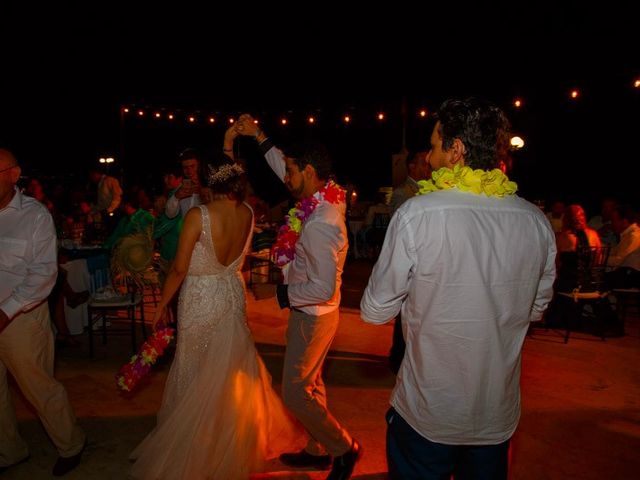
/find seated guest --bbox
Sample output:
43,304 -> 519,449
545,199 -> 566,236
103,196 -> 155,250
588,196 -> 619,246
608,204 -> 640,268
555,204 -> 602,292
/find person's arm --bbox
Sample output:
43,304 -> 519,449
223,124 -> 239,161
237,114 -> 286,182
152,207 -> 201,328
106,177 -> 123,213
609,228 -> 640,267
0,210 -> 58,331
360,211 -> 414,324
530,231 -> 557,322
285,220 -> 343,307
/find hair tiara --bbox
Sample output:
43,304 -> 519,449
207,163 -> 244,186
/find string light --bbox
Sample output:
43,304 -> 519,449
118,77 -> 636,128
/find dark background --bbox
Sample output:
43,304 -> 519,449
1,1 -> 637,213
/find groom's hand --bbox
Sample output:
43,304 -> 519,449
251,283 -> 277,300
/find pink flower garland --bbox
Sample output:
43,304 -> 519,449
271,180 -> 346,267
115,326 -> 175,392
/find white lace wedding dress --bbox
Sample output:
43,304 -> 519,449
130,204 -> 305,479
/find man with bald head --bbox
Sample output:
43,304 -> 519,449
0,149 -> 86,476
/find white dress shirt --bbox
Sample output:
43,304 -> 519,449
264,143 -> 347,316
96,174 -> 123,213
608,223 -> 640,268
165,189 -> 201,219
361,189 -> 556,445
0,188 -> 58,319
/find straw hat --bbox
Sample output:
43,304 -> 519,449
111,229 -> 153,289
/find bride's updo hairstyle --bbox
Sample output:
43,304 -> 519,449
206,153 -> 247,201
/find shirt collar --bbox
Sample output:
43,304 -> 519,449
2,186 -> 22,212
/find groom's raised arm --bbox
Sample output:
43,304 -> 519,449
237,114 -> 286,183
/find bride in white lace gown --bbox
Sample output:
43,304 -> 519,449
129,155 -> 305,479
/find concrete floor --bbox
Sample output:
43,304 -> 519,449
5,259 -> 640,479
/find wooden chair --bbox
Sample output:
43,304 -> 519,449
556,245 -> 612,343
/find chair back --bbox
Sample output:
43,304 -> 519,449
576,245 -> 611,293
86,252 -> 111,294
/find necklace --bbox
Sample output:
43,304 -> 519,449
272,180 -> 346,267
417,165 -> 517,197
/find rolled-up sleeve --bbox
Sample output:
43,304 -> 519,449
0,210 -> 57,319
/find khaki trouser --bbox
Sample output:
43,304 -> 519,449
0,302 -> 85,465
282,308 -> 352,457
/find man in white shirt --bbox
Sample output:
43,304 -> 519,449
360,98 -> 556,479
608,204 -> 640,268
164,148 -> 203,220
0,149 -> 86,476
235,115 -> 361,480
89,167 -> 123,215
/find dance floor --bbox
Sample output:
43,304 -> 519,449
6,259 -> 640,479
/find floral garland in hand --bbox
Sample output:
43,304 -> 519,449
417,164 -> 518,197
272,179 -> 346,268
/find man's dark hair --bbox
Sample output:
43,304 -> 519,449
282,141 -> 333,181
178,147 -> 202,164
435,97 -> 511,170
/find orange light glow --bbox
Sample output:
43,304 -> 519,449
137,110 -> 144,116
308,116 -> 315,124
229,118 -> 235,124
123,107 -> 129,114
570,89 -> 580,99
344,115 -> 351,123
514,99 -> 522,108
154,112 -> 161,118
209,117 -> 215,123
377,112 -> 385,120
419,110 -> 428,117
281,118 -> 288,125
634,79 -> 640,88
188,116 -> 196,123
168,114 -> 174,120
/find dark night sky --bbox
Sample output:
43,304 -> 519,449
1,2 -> 637,211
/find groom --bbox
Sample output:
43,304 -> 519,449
235,115 -> 361,480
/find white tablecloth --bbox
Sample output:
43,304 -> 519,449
60,259 -> 90,334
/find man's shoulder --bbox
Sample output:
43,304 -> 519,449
18,192 -> 50,215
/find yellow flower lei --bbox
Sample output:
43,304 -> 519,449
417,164 -> 518,197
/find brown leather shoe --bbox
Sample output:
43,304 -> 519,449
279,449 -> 332,470
52,441 -> 85,476
326,439 -> 362,480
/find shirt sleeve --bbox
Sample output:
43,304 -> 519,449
165,194 -> 180,219
529,231 -> 557,322
360,210 -> 414,324
0,210 -> 58,319
258,138 -> 286,183
287,221 -> 342,307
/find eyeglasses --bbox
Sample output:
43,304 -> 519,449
0,164 -> 17,174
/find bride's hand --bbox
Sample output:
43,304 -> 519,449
152,306 -> 169,330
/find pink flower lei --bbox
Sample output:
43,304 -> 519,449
271,179 -> 346,267
115,326 -> 175,392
